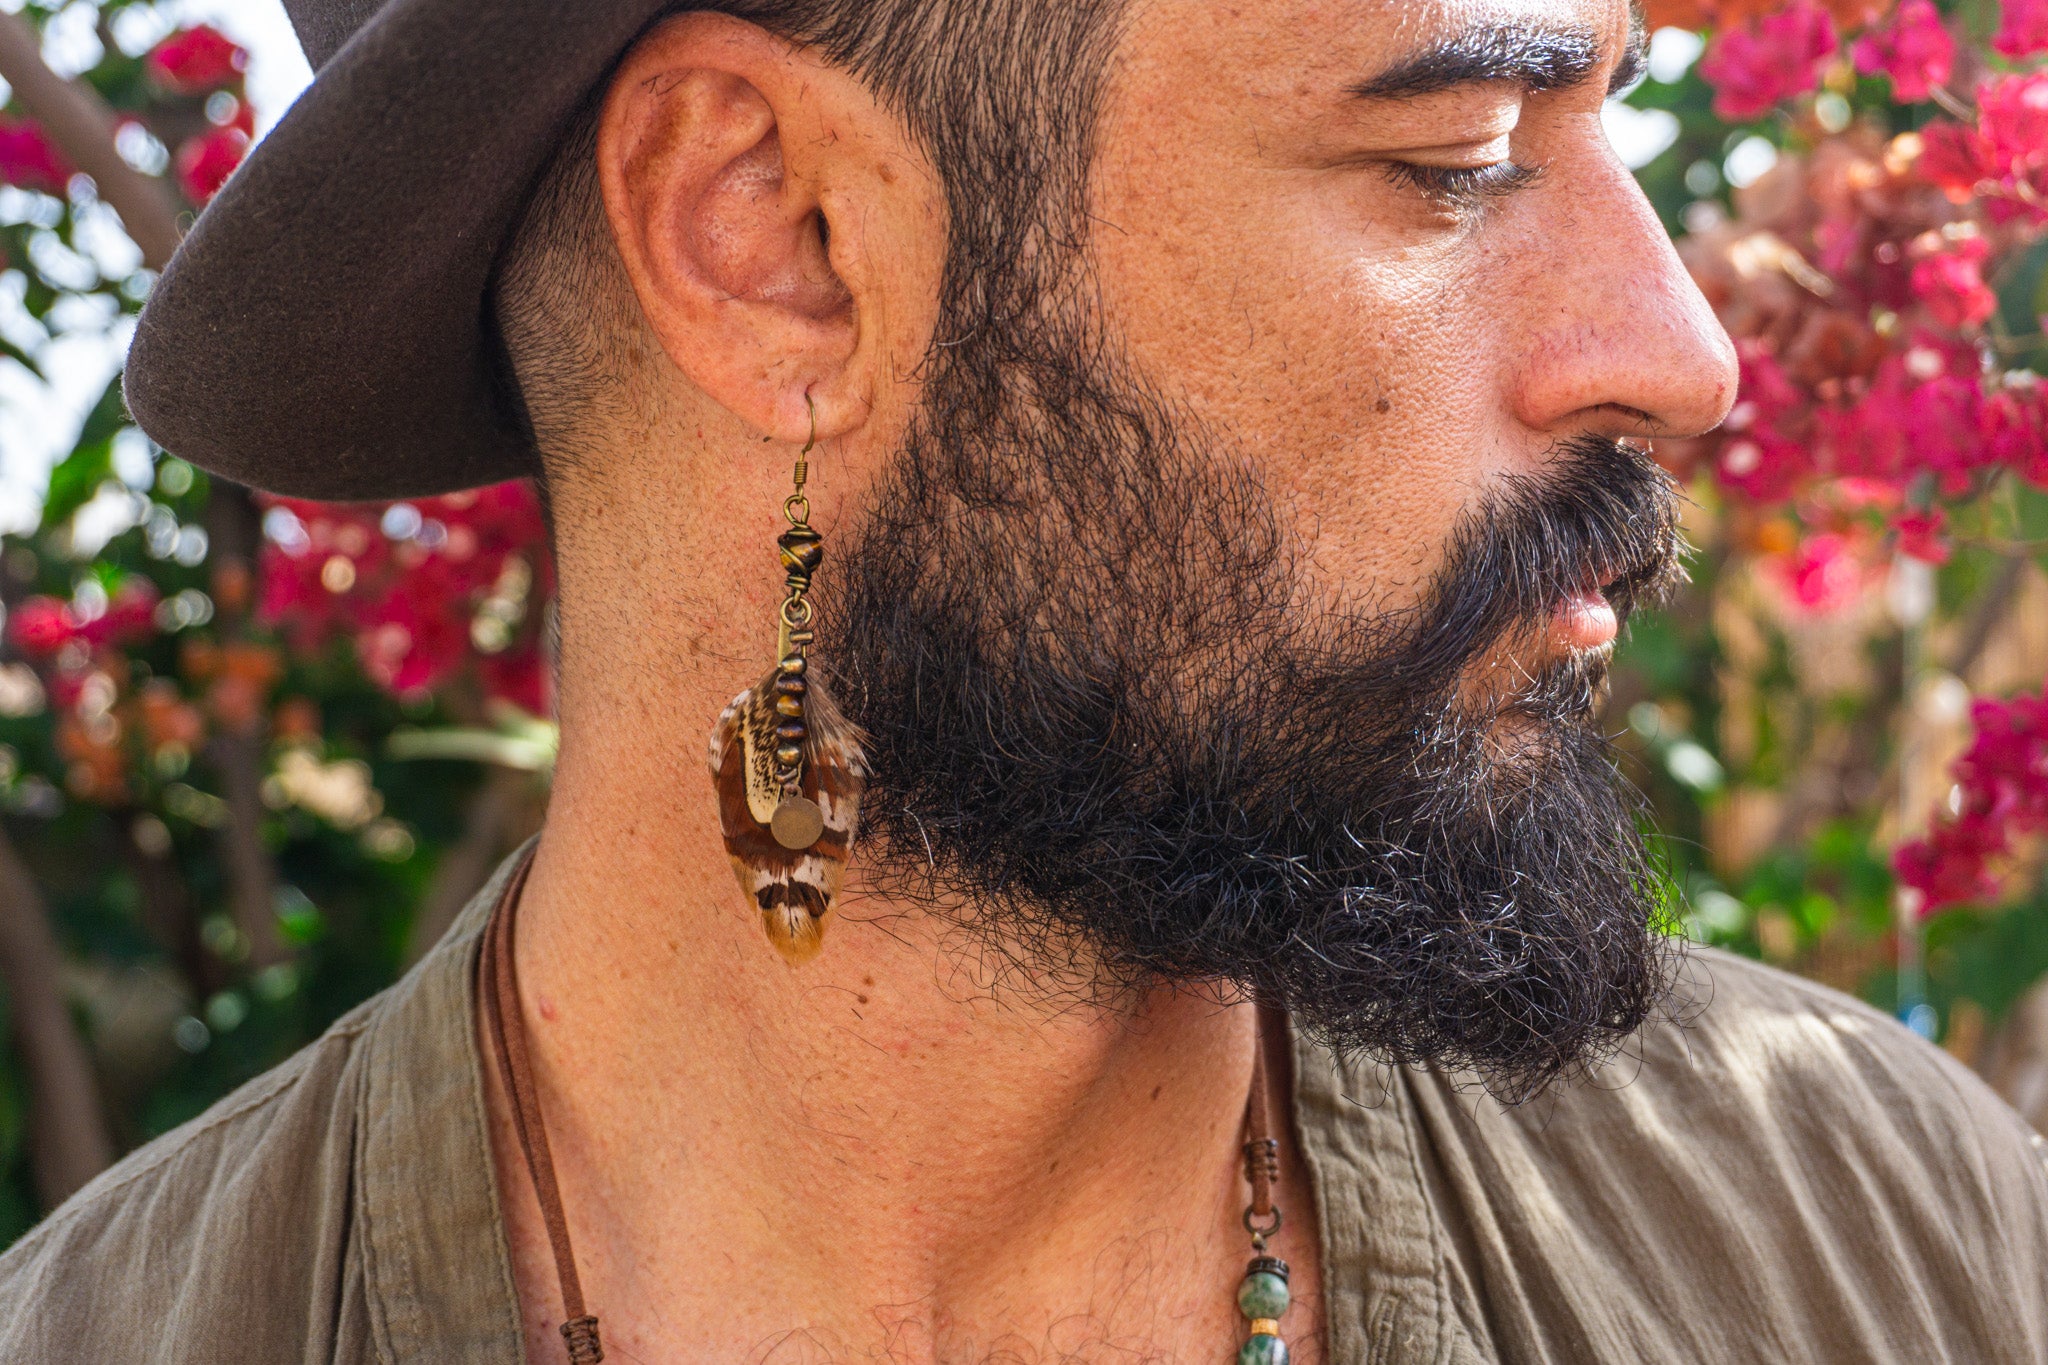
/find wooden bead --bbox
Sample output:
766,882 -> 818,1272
776,721 -> 807,743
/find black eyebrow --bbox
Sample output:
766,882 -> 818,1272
1349,21 -> 1647,101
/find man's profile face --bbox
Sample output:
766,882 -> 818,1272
1086,0 -> 1732,644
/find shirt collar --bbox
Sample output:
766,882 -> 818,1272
355,840 -> 533,1363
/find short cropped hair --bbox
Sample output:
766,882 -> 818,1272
489,0 -> 1130,462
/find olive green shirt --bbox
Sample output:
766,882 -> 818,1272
3,848 -> 2046,1362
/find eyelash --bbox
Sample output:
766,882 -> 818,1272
1384,159 -> 1545,211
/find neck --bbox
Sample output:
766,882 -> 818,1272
489,700 -> 1322,1362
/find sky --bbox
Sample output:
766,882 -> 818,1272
0,0 -> 310,533
0,7 -> 1700,533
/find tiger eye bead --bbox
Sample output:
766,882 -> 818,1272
777,654 -> 807,677
777,528 -> 824,574
774,741 -> 803,768
775,695 -> 804,719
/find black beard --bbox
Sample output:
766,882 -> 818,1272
826,328 -> 1686,1100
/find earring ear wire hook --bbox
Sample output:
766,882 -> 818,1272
786,394 -> 816,526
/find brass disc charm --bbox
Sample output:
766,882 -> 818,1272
771,795 -> 826,850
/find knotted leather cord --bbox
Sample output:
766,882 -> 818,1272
481,850 -> 1282,1365
1243,1002 -> 1284,1224
479,847 -> 604,1364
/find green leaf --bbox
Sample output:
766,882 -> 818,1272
39,440 -> 113,535
0,337 -> 40,381
37,377 -> 130,532
2017,480 -> 2048,533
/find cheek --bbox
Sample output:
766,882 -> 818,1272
1088,159 -> 1513,616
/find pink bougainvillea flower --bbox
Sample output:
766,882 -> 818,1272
1980,382 -> 2048,488
1970,70 -> 2048,222
210,94 -> 256,139
1714,344 -> 1819,502
1909,234 -> 1997,329
257,481 -> 553,711
78,581 -> 160,650
175,126 -> 250,205
1910,74 -> 2048,220
1978,72 -> 2048,176
1769,531 -> 1875,613
1820,337 -> 2001,498
146,25 -> 247,95
1717,429 -> 1813,502
0,116 -> 73,195
1700,0 -> 1838,120
1853,0 -> 1954,103
480,648 -> 551,719
1898,687 -> 2048,911
6,597 -> 77,657
1891,508 -> 1950,563
1996,0 -> 2048,58
1915,121 -> 1995,201
1895,814 -> 2006,911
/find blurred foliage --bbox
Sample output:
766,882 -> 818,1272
0,0 -> 546,1242
1614,1 -> 2048,1058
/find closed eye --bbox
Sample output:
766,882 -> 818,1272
1384,159 -> 1545,211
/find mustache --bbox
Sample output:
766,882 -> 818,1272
1396,435 -> 1686,677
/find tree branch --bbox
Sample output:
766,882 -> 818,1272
116,810 -> 220,996
0,826 -> 115,1207
205,484 -> 288,969
1947,553 -> 2031,682
0,11 -> 184,271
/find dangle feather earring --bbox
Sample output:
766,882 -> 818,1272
706,399 -> 870,962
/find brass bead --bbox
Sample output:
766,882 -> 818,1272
1249,1320 -> 1280,1337
775,694 -> 804,718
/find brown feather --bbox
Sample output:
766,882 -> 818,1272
708,667 -> 868,962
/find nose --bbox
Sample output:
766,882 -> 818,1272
1507,147 -> 1739,443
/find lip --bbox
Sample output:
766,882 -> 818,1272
1553,589 -> 1619,651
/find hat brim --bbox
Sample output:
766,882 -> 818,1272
124,0 -> 669,500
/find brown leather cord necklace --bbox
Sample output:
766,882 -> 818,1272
478,854 -> 1298,1365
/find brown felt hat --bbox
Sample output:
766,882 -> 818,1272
123,0 -> 675,500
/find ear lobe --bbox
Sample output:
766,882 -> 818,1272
599,21 -> 859,442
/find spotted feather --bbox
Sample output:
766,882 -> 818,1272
707,667 -> 868,962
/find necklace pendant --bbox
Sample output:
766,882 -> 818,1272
1235,1254 -> 1291,1364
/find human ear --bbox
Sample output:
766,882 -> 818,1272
597,13 -> 898,444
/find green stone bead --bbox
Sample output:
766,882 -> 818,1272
1237,1271 -> 1290,1320
1237,1333 -> 1288,1365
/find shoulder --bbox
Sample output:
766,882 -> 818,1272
1306,948 -> 2048,1362
0,993 -> 385,1360
1632,947 -> 2048,1190
1422,946 -> 2048,1209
